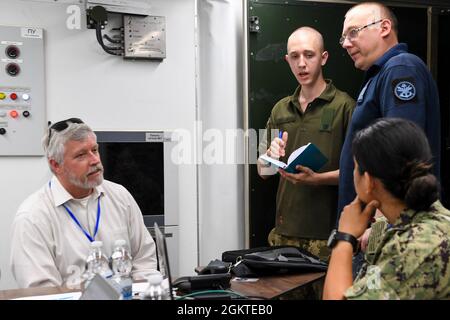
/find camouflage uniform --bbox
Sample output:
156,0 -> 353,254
268,228 -> 330,262
261,81 -> 355,241
345,200 -> 450,299
268,228 -> 328,300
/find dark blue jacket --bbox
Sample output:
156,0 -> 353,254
337,43 -> 441,221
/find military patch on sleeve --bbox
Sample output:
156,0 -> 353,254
392,77 -> 417,104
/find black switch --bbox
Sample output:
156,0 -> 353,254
23,111 -> 30,117
0,128 -> 6,135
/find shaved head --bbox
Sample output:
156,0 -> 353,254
346,2 -> 398,36
287,27 -> 325,54
342,1 -> 399,70
284,26 -> 328,88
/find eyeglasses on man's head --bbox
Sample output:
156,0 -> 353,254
339,19 -> 384,46
47,118 -> 84,144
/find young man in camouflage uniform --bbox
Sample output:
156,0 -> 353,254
257,27 -> 355,263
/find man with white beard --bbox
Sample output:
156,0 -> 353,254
10,118 -> 158,288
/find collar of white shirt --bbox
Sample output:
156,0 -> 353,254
50,176 -> 105,207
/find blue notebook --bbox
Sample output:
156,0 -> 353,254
260,142 -> 328,173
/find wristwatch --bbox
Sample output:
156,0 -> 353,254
327,229 -> 359,253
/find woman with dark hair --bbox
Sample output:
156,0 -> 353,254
323,118 -> 450,299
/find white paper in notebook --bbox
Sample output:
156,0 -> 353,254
259,142 -> 327,173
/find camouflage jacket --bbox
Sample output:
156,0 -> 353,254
345,200 -> 450,299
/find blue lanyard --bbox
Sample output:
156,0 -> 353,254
62,198 -> 101,242
49,181 -> 101,242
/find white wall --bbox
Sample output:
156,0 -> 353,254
0,0 -> 219,289
197,0 -> 245,265
0,0 -> 245,290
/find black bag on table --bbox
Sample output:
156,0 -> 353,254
221,246 -> 328,277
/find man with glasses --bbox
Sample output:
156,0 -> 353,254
10,118 -> 159,288
334,2 -> 441,277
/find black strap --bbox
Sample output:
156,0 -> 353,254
335,231 -> 358,253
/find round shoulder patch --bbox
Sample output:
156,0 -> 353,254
394,81 -> 416,101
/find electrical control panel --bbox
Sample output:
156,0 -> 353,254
123,15 -> 166,60
0,25 -> 46,156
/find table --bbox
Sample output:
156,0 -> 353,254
0,272 -> 325,300
230,272 -> 325,299
0,285 -> 80,300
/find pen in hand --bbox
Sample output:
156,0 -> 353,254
278,130 -> 286,158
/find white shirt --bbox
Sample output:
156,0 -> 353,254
10,176 -> 158,288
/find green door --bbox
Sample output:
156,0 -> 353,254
246,0 -> 429,247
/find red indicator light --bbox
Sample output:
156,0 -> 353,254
10,110 -> 19,118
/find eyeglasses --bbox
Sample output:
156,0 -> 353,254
339,19 -> 384,46
47,118 -> 84,144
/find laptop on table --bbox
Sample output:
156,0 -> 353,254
154,222 -> 175,300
